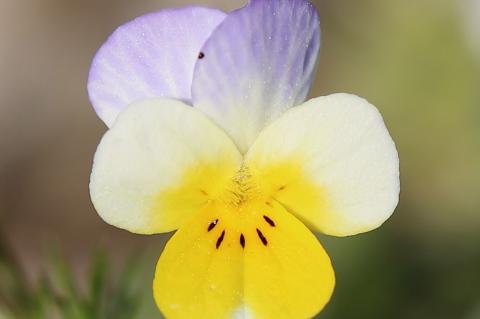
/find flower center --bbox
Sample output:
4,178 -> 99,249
222,164 -> 259,206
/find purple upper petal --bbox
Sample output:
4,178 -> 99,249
88,6 -> 226,127
192,0 -> 321,153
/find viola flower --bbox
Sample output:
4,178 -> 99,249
87,0 -> 399,318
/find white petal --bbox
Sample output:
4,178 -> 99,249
246,93 -> 400,236
90,98 -> 241,234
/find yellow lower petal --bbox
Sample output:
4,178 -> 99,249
153,198 -> 335,319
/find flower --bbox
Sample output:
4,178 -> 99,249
87,0 -> 400,318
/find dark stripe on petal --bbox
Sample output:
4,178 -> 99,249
207,219 -> 218,232
263,215 -> 276,227
256,228 -> 268,246
216,230 -> 225,249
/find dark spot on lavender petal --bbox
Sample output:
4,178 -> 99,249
198,52 -> 205,59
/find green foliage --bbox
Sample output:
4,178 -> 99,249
0,238 -> 148,319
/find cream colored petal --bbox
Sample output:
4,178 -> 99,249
90,98 -> 242,234
246,93 -> 400,236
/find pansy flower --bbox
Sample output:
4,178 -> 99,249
87,0 -> 400,318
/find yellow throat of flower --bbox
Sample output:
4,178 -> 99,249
222,164 -> 259,207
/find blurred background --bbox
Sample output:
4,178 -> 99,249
0,0 -> 479,318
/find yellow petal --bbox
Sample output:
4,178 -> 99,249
153,198 -> 335,319
90,98 -> 241,234
246,93 -> 400,236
